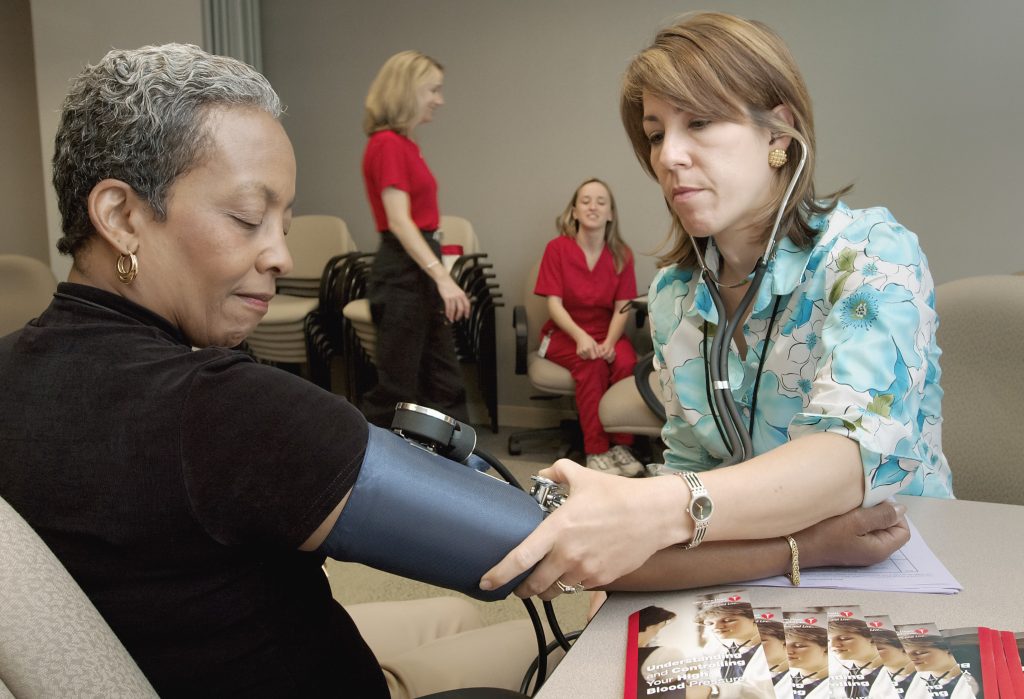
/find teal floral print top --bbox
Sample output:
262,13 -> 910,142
648,202 -> 952,504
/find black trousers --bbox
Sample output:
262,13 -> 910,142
361,231 -> 468,428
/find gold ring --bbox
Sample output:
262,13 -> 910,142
555,579 -> 585,595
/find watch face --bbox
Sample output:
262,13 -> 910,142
690,495 -> 714,522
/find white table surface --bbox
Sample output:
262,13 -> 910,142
534,496 -> 1024,698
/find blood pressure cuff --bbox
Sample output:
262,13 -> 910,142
317,425 -> 544,601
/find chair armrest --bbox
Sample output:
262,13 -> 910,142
513,305 -> 528,375
633,351 -> 667,422
628,297 -> 649,328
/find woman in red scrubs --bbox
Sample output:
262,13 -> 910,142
534,178 -> 642,476
361,51 -> 471,427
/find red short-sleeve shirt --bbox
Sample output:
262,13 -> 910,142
362,130 -> 440,232
534,235 -> 637,340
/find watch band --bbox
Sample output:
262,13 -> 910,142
676,471 -> 713,549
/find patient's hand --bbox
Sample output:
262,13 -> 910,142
794,501 -> 910,568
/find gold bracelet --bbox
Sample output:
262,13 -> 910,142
424,259 -> 440,271
784,536 -> 800,586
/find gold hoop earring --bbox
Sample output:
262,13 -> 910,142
768,148 -> 788,168
116,252 -> 138,284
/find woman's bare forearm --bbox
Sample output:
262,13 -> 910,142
599,537 -> 791,591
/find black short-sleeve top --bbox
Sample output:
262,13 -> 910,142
0,283 -> 387,697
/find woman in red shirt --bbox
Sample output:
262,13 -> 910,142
360,51 -> 470,427
534,178 -> 642,476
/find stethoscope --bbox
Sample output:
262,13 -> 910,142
691,137 -> 808,466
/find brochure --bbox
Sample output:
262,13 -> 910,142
863,614 -> 917,698
783,608 -> 830,699
624,590 -> 775,699
624,598 -> 1018,699
826,605 -> 901,699
755,606 -> 792,699
894,622 -> 983,699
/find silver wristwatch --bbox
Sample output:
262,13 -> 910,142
677,472 -> 713,549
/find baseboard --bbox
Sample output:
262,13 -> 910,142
494,403 -> 577,428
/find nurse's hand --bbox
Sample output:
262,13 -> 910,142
597,339 -> 617,363
435,276 -> 471,322
479,460 -> 691,600
575,334 -> 600,360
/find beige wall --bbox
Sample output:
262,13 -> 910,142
0,0 -> 48,262
260,0 -> 1024,415
28,0 -> 204,281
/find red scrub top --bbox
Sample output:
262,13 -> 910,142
534,235 -> 637,341
362,130 -> 440,232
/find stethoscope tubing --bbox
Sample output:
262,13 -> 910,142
696,137 -> 808,465
706,260 -> 770,465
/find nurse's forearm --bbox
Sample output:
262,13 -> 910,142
547,297 -> 590,342
603,299 -> 631,346
381,187 -> 445,280
600,538 -> 791,591
699,433 -> 864,541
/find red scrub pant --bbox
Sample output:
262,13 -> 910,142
543,329 -> 637,455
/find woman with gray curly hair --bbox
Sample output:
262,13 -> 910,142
0,43 -> 542,698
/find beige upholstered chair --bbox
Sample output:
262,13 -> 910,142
247,215 -> 357,364
0,494 -> 157,697
437,214 -> 480,257
935,274 -> 1024,505
507,261 -> 580,456
516,261 -> 576,396
599,356 -> 664,438
0,255 -> 57,337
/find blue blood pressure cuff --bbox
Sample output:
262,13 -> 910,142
317,425 -> 544,601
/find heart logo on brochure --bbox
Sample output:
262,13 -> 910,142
839,611 -> 854,618
914,628 -> 930,635
728,596 -> 742,602
868,621 -> 884,628
804,618 -> 818,625
760,613 -> 775,619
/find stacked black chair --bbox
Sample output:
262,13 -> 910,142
249,215 -> 356,368
449,251 -> 504,433
337,216 -> 503,432
304,250 -> 375,394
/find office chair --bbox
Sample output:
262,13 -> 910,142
599,351 -> 665,438
0,255 -> 57,337
506,261 -> 582,457
0,494 -> 158,697
592,296 -> 664,464
247,215 -> 357,366
935,274 -> 1024,505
